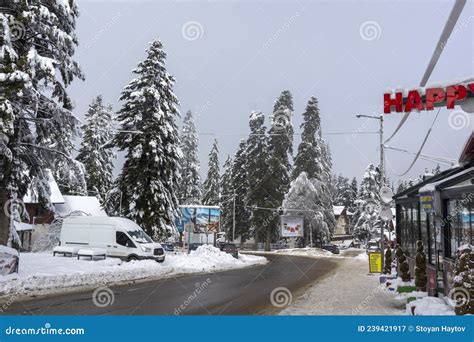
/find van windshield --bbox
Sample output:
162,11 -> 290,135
127,229 -> 153,244
115,218 -> 153,244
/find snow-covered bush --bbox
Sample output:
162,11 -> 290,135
415,240 -> 427,292
452,244 -> 473,315
395,245 -> 410,282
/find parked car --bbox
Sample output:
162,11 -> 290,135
161,243 -> 175,252
366,240 -> 380,254
218,243 -> 238,258
321,244 -> 340,254
61,216 -> 165,262
188,243 -> 204,251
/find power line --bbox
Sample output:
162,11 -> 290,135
393,109 -> 442,176
384,0 -> 466,144
385,145 -> 456,166
189,131 -> 379,137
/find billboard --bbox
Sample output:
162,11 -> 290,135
176,206 -> 220,234
281,216 -> 304,237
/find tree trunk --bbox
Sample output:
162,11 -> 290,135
265,228 -> 271,251
0,158 -> 11,246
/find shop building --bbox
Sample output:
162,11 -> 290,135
393,132 -> 474,296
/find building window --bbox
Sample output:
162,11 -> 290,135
445,197 -> 473,258
398,202 -> 420,257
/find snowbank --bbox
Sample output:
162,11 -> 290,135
246,247 -> 365,259
0,245 -> 266,299
406,296 -> 455,315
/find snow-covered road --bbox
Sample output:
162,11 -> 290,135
279,249 -> 405,315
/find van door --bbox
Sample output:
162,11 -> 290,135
113,230 -> 138,259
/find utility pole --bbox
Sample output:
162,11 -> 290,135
356,113 -> 386,273
232,189 -> 236,242
379,114 -> 385,273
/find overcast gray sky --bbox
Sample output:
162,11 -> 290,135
69,0 -> 474,184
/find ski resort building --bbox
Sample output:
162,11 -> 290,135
393,132 -> 474,296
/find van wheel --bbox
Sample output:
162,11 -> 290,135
127,255 -> 138,262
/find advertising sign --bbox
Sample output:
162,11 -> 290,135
176,206 -> 221,233
419,191 -> 435,213
368,252 -> 382,273
281,216 -> 304,237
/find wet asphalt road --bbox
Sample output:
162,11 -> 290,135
3,254 -> 338,315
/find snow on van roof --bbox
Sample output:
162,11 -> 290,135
55,196 -> 107,217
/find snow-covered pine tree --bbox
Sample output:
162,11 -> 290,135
202,139 -> 220,205
283,172 -> 331,245
245,111 -> 271,244
0,0 -> 84,246
113,40 -> 181,241
352,164 -> 382,241
231,140 -> 251,242
265,90 -> 294,250
77,95 -> 115,205
177,110 -> 201,204
220,155 -> 233,235
291,96 -> 335,235
333,175 -> 353,208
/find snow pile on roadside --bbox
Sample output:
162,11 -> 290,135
0,246 -> 266,298
406,296 -> 455,315
166,245 -> 266,273
250,247 -> 365,259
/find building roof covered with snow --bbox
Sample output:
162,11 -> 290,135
333,205 -> 345,216
55,196 -> 107,217
23,170 -> 65,204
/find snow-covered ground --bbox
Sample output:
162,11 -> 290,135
279,249 -> 405,315
406,296 -> 455,315
245,247 -> 367,259
0,245 -> 266,299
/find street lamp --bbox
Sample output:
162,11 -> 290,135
356,113 -> 386,273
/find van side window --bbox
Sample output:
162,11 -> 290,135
116,232 -> 135,248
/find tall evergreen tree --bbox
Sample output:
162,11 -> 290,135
333,174 -> 353,208
77,95 -> 115,205
231,140 -> 251,242
349,176 -> 358,212
292,96 -> 322,180
220,155 -> 233,235
0,1 -> 84,246
113,40 -> 181,240
291,96 -> 335,234
245,111 -> 271,243
202,139 -> 220,205
352,164 -> 382,241
265,91 -> 294,250
177,110 -> 201,204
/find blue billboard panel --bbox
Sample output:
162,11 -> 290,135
175,206 -> 220,233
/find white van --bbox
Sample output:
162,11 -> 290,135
60,216 -> 165,262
